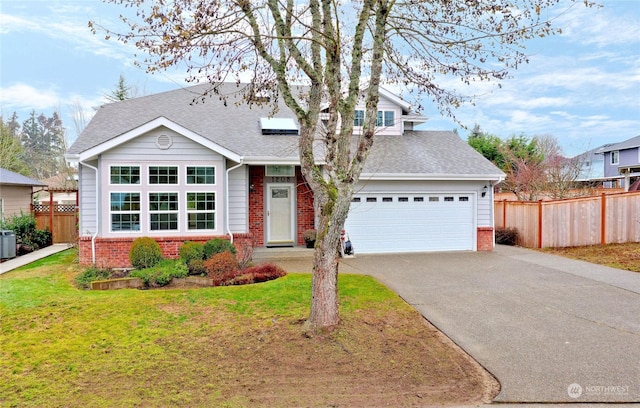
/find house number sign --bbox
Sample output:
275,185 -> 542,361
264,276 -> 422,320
270,177 -> 293,183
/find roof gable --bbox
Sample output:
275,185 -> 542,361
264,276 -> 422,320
70,117 -> 242,162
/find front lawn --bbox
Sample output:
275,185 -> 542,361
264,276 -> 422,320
0,250 -> 495,407
542,242 -> 640,272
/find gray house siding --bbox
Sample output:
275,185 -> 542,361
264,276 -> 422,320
604,147 -> 640,178
228,164 -> 248,233
79,161 -> 98,235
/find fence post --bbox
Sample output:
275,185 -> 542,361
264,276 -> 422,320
503,199 -> 507,228
49,190 -> 54,238
601,193 -> 606,245
538,200 -> 543,249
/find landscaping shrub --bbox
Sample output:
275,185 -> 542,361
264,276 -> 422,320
32,228 -> 52,248
130,260 -> 188,287
203,238 -> 236,259
204,251 -> 239,285
495,227 -> 519,246
0,212 -> 51,250
179,241 -> 205,265
129,237 -> 163,269
75,267 -> 111,290
187,259 -> 207,276
226,263 -> 286,285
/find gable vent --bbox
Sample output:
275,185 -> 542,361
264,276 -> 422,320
260,118 -> 298,135
156,134 -> 173,149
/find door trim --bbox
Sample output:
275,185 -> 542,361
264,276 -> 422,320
266,183 -> 296,246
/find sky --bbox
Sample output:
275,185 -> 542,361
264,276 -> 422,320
0,0 -> 638,157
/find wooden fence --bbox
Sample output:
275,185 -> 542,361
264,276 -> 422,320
33,203 -> 78,244
495,191 -> 640,248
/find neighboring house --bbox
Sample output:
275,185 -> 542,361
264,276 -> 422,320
0,168 -> 47,222
576,144 -> 612,181
601,135 -> 640,190
66,83 -> 504,268
37,172 -> 79,206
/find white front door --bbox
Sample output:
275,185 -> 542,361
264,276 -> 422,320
267,183 -> 295,245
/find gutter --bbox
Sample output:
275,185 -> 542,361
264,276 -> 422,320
79,160 -> 100,265
225,159 -> 244,244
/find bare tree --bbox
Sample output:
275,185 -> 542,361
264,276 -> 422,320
536,134 -> 584,199
92,0 -> 594,331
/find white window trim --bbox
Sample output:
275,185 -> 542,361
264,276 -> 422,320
148,191 -> 180,231
186,191 -> 217,231
148,165 -> 180,185
611,151 -> 619,165
266,165 -> 295,177
109,191 -> 141,233
186,165 -> 217,185
108,165 -> 141,186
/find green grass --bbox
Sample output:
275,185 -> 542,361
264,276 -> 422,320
0,250 -> 405,407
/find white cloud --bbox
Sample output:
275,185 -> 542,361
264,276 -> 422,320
0,83 -> 61,110
557,1 -> 640,47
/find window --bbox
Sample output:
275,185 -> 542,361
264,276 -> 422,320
110,193 -> 140,231
149,193 -> 178,231
187,166 -> 215,184
354,110 -> 365,126
187,192 -> 216,230
611,151 -> 619,165
376,110 -> 395,127
398,197 -> 409,202
366,197 -> 377,202
149,166 -> 178,184
414,197 -> 424,202
110,166 -> 140,184
382,197 -> 393,202
444,196 -> 454,202
459,196 -> 469,202
266,165 -> 294,177
352,197 -> 361,202
429,197 -> 439,202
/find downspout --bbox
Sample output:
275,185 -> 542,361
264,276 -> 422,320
80,160 -> 99,265
225,159 -> 244,244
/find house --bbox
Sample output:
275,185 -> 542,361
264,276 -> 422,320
37,171 -> 78,206
601,135 -> 640,190
66,83 -> 504,268
576,144 -> 611,181
0,168 -> 47,222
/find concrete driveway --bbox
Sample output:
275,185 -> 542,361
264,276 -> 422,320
266,245 -> 640,403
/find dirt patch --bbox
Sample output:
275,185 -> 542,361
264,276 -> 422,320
542,242 -> 640,272
149,306 -> 499,407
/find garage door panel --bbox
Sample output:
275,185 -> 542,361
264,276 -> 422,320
344,193 -> 474,253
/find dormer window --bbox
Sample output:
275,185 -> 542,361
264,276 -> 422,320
377,110 -> 395,127
354,110 -> 365,126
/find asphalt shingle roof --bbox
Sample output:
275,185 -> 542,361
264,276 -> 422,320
69,83 -> 503,178
600,135 -> 640,153
0,168 -> 47,187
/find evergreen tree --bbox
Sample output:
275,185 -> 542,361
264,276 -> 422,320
0,116 -> 30,175
20,111 -> 67,179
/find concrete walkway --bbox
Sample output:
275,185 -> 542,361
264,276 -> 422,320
265,246 -> 640,404
0,243 -> 71,275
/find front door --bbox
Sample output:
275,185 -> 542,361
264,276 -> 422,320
266,183 -> 295,245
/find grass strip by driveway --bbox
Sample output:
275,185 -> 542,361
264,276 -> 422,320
0,250 -> 493,407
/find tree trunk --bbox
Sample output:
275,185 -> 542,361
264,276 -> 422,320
304,182 -> 353,332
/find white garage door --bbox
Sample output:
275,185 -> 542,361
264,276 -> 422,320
344,193 -> 475,253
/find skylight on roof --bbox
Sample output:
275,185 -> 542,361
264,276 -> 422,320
260,118 -> 299,135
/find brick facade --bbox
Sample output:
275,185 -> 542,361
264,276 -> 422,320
79,234 -> 254,268
248,165 -> 315,246
81,164 -> 314,267
477,227 -> 494,251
